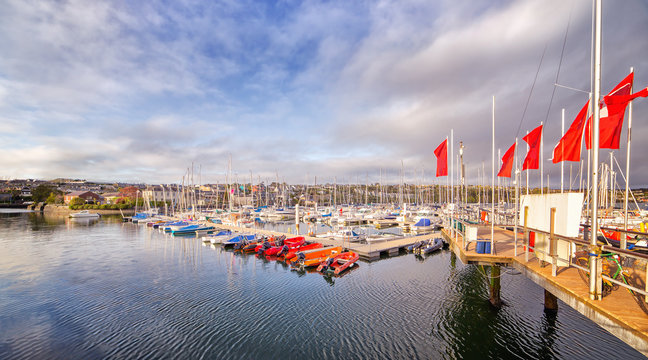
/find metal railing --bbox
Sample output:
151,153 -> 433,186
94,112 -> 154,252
444,205 -> 648,302
520,206 -> 648,301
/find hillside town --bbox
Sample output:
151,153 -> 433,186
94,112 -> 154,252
2,178 -> 647,209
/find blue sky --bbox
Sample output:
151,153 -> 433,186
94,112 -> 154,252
1,0 -> 648,187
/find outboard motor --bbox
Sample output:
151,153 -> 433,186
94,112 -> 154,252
320,256 -> 335,272
296,252 -> 306,265
277,245 -> 289,257
234,239 -> 247,250
258,241 -> 271,255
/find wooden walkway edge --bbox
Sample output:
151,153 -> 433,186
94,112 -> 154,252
442,226 -> 648,356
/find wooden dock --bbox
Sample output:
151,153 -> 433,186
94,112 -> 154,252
443,225 -> 648,356
210,223 -> 436,261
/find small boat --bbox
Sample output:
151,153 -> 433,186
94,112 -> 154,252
242,239 -> 266,252
264,237 -> 306,256
317,251 -> 359,275
202,230 -> 232,243
414,238 -> 443,255
222,234 -> 256,247
290,246 -> 343,267
69,210 -> 100,218
332,229 -> 366,242
410,218 -> 437,233
407,240 -> 425,252
162,221 -> 190,232
279,243 -> 323,260
171,224 -> 215,236
234,236 -> 263,250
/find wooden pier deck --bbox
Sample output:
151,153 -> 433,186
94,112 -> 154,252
443,225 -> 648,356
210,223 -> 436,260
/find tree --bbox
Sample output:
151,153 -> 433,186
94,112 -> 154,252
32,184 -> 57,203
45,192 -> 63,204
69,197 -> 86,208
46,192 -> 57,204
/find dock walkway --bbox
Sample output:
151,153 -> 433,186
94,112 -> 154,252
443,225 -> 648,356
211,223 -> 438,260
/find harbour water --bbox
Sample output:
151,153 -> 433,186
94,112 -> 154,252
0,210 -> 644,359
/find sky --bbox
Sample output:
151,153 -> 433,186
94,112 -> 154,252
1,0 -> 647,187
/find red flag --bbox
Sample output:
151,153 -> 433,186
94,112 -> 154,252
552,100 -> 589,163
433,139 -> 448,177
497,142 -> 516,178
522,125 -> 543,170
585,73 -> 634,150
604,87 -> 648,106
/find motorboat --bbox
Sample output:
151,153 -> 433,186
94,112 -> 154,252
317,251 -> 359,275
69,210 -> 100,218
414,238 -> 444,255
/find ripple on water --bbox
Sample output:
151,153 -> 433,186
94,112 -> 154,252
0,214 -> 646,359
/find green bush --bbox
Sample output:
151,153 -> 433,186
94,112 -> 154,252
69,197 -> 86,208
46,192 -> 57,204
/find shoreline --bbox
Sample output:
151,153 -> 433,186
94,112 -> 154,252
42,204 -> 136,216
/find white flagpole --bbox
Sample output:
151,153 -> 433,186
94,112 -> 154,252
450,131 -> 454,238
540,121 -> 544,195
589,0 -> 602,301
491,96 -> 495,254
514,137 -> 519,257
561,109 -> 565,193
526,130 -> 529,195
623,66 -> 634,250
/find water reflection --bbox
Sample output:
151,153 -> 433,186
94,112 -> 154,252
0,213 -> 644,360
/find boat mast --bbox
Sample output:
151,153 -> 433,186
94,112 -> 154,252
228,155 -> 233,212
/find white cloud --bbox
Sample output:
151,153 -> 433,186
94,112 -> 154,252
0,0 -> 647,187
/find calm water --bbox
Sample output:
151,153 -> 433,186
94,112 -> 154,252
0,211 -> 644,359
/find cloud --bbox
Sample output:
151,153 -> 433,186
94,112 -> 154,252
0,0 -> 647,187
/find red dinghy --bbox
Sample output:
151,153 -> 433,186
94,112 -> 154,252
256,236 -> 305,256
281,243 -> 323,261
316,251 -> 359,275
264,237 -> 306,256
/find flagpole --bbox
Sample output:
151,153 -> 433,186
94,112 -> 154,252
498,148 -> 501,214
450,130 -> 454,238
623,66 -> 634,249
589,0 -> 602,301
526,130 -> 529,195
561,109 -> 565,193
514,137 -> 519,257
540,121 -> 544,195
491,96 -> 495,254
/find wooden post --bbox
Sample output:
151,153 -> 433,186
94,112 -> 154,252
450,251 -> 456,269
524,206 -> 529,262
550,207 -> 557,277
489,265 -> 502,308
544,289 -> 558,312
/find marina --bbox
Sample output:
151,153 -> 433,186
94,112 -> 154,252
1,210 -> 645,359
2,0 -> 648,359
